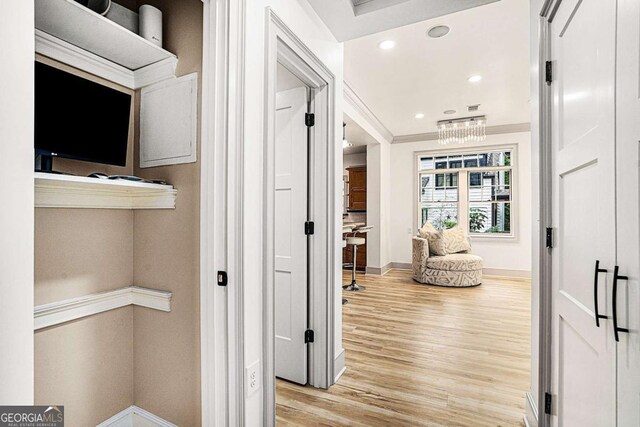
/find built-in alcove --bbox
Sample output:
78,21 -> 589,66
33,0 -> 203,425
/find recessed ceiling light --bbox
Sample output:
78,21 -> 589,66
415,113 -> 425,119
468,75 -> 482,83
378,40 -> 396,50
427,25 -> 450,38
444,110 -> 456,115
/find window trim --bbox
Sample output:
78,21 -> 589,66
414,144 -> 519,241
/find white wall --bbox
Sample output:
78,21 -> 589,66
389,132 -> 532,274
343,152 -> 366,174
242,2 -> 343,424
0,0 -> 34,404
366,143 -> 391,271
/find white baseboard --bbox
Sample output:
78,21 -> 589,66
483,268 -> 531,279
525,391 -> 539,427
35,286 -> 172,330
97,406 -> 177,427
389,262 -> 412,270
366,264 -> 392,275
333,348 -> 346,384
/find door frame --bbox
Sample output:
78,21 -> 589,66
535,1 -> 554,426
263,8 -> 337,425
200,0 -> 246,425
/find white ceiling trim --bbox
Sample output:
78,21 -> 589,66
344,81 -> 394,144
392,122 -> 531,144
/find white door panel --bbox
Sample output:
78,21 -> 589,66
550,0 -> 617,425
615,0 -> 640,423
274,86 -> 308,385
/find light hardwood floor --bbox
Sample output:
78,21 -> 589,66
276,269 -> 531,427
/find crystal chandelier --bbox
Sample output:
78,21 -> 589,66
437,116 -> 486,144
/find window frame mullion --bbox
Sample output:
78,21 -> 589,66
459,170 -> 469,233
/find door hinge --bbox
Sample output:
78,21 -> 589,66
304,329 -> 314,343
544,392 -> 553,415
545,61 -> 553,85
305,221 -> 315,235
546,227 -> 553,248
217,271 -> 228,286
305,113 -> 315,127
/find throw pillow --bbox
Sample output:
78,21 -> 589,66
418,221 -> 437,239
425,230 -> 447,256
443,226 -> 472,254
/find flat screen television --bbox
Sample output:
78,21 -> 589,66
34,61 -> 132,172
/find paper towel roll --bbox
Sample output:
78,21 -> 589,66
139,5 -> 162,48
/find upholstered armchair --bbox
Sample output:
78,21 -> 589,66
412,236 -> 483,287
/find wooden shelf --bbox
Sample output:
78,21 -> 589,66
35,0 -> 178,89
35,172 -> 177,209
34,286 -> 172,330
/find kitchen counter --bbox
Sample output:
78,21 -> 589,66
343,222 -> 365,232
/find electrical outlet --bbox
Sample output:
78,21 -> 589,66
407,227 -> 413,234
246,360 -> 260,396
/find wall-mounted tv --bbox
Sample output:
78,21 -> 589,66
35,61 -> 132,172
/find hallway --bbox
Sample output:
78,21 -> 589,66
276,270 -> 530,426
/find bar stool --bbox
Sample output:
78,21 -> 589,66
342,238 -> 349,305
343,225 -> 373,292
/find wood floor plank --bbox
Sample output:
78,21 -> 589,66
276,269 -> 530,426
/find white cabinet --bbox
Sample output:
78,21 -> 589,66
548,0 -> 640,424
35,0 -> 177,89
613,0 -> 640,424
140,73 -> 198,168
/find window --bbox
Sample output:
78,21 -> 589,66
417,149 -> 514,236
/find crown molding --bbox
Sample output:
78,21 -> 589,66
343,81 -> 394,144
392,122 -> 531,144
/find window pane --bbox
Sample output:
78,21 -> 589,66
420,174 -> 434,202
445,188 -> 458,201
421,203 -> 458,230
494,186 -> 511,201
485,151 -> 512,167
469,172 -> 482,186
469,202 -> 511,234
435,174 -> 444,187
435,156 -> 447,169
449,160 -> 462,169
464,157 -> 478,168
419,157 -> 434,170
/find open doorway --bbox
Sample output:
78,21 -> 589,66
278,0 -> 533,424
262,11 -> 340,424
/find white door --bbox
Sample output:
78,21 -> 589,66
549,0 -> 617,425
615,0 -> 640,423
274,86 -> 308,385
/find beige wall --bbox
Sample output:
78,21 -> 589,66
34,0 -> 202,424
34,58 -> 136,426
35,308 -> 134,425
132,0 -> 202,425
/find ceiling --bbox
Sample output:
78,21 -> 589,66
343,115 -> 376,154
343,0 -> 530,136
307,0 -> 496,42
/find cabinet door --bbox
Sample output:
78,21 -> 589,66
616,0 -> 640,423
549,0 -> 617,425
348,166 -> 367,211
